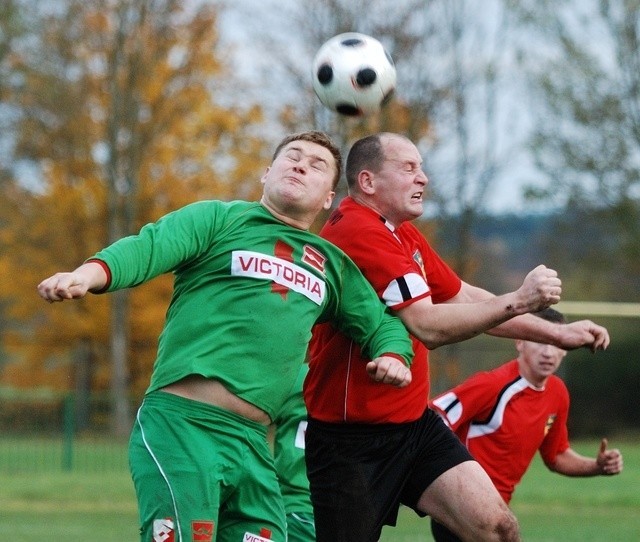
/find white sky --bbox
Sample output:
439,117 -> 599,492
216,0 -> 545,215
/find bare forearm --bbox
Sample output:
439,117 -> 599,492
73,261 -> 109,291
456,282 -> 563,344
548,443 -> 623,477
549,449 -> 602,476
401,267 -> 562,349
400,292 -> 528,349
487,311 -> 610,351
486,312 -> 562,344
470,284 -> 608,351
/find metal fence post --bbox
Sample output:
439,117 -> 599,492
62,393 -> 75,471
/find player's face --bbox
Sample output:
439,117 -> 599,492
516,340 -> 567,387
261,140 -> 336,227
371,136 -> 428,226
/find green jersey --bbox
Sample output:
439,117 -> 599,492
273,363 -> 312,516
93,200 -> 412,420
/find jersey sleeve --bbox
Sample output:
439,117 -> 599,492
338,223 -> 458,311
92,201 -> 222,291
414,239 -> 462,305
430,371 -> 497,432
356,226 -> 430,309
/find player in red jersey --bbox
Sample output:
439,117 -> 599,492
304,132 -> 611,542
429,308 -> 623,541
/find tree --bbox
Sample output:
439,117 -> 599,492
506,0 -> 640,300
222,0 -> 532,390
227,0 -> 525,278
226,0 -> 432,188
0,0 -> 30,372
0,0 -> 268,435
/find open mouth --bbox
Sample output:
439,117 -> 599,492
411,192 -> 423,201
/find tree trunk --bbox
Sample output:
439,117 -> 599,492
73,338 -> 92,431
110,289 -> 131,436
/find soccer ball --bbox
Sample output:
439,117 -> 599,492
312,32 -> 396,117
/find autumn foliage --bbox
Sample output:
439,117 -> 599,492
0,0 -> 269,404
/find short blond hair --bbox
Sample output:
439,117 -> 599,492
272,131 -> 342,189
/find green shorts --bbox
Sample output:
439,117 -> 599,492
128,391 -> 286,542
286,512 -> 316,542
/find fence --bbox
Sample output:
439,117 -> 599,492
0,390 -> 131,473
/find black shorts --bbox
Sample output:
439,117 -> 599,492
305,408 -> 474,542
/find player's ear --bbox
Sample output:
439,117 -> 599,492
358,170 -> 375,194
260,166 -> 270,185
323,190 -> 336,210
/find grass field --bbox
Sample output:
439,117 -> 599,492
1,438 -> 638,541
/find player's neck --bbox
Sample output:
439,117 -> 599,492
260,199 -> 312,230
519,366 -> 548,390
351,194 -> 401,229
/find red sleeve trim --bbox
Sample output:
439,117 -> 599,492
85,258 -> 112,294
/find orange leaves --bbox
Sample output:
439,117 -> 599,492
0,0 -> 270,396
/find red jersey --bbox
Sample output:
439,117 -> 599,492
305,196 -> 461,423
430,360 -> 571,503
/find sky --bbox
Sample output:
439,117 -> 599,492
216,0 -> 545,215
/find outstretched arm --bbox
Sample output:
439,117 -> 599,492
487,314 -> 609,352
37,261 -> 108,302
450,281 -> 610,352
396,264 -> 562,350
548,438 -> 623,476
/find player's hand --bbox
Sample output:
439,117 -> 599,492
366,356 -> 412,388
557,320 -> 610,352
596,438 -> 623,475
37,272 -> 92,302
516,264 -> 562,312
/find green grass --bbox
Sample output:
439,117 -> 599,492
379,438 -> 640,541
0,435 -> 129,473
0,471 -> 138,540
0,437 -> 638,540
507,438 -> 640,541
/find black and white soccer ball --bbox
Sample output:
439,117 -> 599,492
312,32 -> 396,117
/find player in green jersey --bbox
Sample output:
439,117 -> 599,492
37,131 -> 413,542
273,363 -> 315,541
